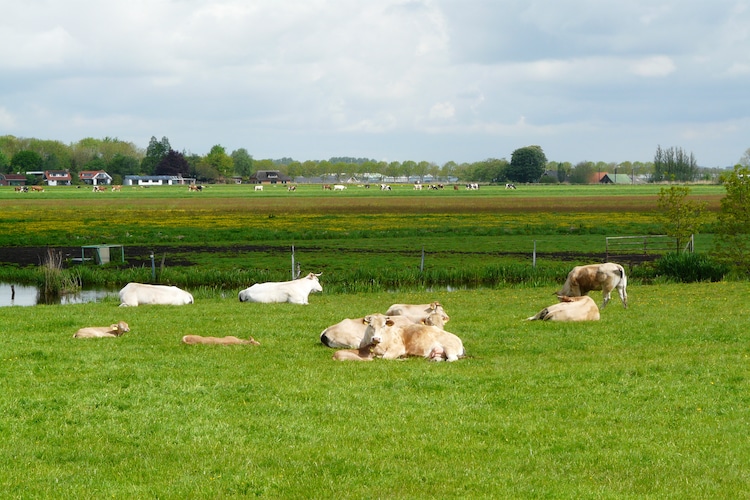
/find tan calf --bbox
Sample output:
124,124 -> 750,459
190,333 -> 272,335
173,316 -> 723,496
527,295 -> 600,321
74,321 -> 130,338
181,335 -> 260,345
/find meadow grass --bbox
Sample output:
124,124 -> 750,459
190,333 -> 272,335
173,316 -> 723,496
0,282 -> 748,498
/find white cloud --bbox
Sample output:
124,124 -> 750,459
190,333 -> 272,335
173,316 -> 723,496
629,56 -> 677,77
0,107 -> 16,129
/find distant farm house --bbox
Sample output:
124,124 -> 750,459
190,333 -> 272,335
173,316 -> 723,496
123,175 -> 192,186
0,173 -> 27,186
79,170 -> 113,186
593,172 -> 634,185
249,170 -> 292,185
44,170 -> 72,186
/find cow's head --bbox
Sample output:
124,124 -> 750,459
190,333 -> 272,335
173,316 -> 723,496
361,314 -> 394,346
114,321 -> 130,336
428,301 -> 450,322
305,273 -> 323,292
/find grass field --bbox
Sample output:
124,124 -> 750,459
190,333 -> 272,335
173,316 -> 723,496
1,283 -> 748,498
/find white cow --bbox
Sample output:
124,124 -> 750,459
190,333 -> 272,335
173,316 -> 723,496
333,184 -> 346,191
527,295 -> 600,321
558,262 -> 628,308
320,315 -> 413,349
360,314 -> 465,362
254,185 -> 264,191
384,301 -> 449,324
118,282 -> 194,307
238,272 -> 322,304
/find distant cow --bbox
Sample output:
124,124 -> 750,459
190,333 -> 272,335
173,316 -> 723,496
254,185 -> 263,191
558,262 -> 628,308
238,272 -> 322,304
287,185 -> 297,191
74,321 -> 130,338
360,314 -> 465,362
380,184 -> 391,191
188,184 -> 202,192
505,183 -> 516,189
182,335 -> 260,345
385,301 -> 449,324
31,186 -> 45,192
111,185 -> 122,192
333,184 -> 346,191
118,282 -> 194,307
14,186 -> 28,193
527,295 -> 600,321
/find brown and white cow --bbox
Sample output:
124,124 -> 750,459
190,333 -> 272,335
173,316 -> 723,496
74,321 -> 130,338
558,262 -> 628,308
320,315 -> 413,349
360,314 -> 465,362
385,301 -> 449,324
111,185 -> 122,192
181,335 -> 260,345
527,295 -> 600,321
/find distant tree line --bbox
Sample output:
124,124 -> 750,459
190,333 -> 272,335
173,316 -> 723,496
0,134 -> 740,185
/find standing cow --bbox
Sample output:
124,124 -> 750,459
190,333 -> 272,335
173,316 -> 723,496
238,272 -> 322,304
558,262 -> 628,308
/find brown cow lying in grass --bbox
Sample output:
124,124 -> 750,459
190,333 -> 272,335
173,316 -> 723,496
181,335 -> 260,345
74,321 -> 130,338
527,295 -> 600,321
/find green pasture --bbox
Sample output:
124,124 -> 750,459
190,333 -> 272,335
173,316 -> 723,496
1,283 -> 748,498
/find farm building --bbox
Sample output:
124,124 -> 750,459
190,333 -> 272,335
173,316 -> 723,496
0,173 -> 27,186
249,170 -> 292,185
79,170 -> 113,186
593,172 -> 634,184
123,175 -> 189,186
44,170 -> 72,186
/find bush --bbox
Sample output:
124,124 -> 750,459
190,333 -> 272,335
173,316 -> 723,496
654,252 -> 728,282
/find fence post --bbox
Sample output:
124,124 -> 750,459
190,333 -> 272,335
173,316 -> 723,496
420,247 -> 425,273
291,245 -> 295,280
533,240 -> 536,268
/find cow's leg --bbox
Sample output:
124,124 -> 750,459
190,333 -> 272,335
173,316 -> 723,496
618,284 -> 628,308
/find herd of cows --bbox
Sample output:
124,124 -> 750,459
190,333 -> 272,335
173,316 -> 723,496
72,263 -> 628,363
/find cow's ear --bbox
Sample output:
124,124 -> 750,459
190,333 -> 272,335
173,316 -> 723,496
363,315 -> 371,324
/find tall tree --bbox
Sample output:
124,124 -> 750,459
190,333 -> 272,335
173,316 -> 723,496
10,150 -> 43,172
713,166 -> 750,274
507,145 -> 547,183
657,186 -> 707,251
652,145 -> 698,182
203,145 -> 233,179
155,149 -> 190,177
231,148 -> 254,177
141,136 -> 171,175
569,161 -> 595,184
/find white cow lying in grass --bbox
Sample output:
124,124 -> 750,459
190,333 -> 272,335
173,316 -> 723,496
360,314 -> 465,362
238,272 -> 322,304
119,283 -> 194,307
385,301 -> 450,324
74,321 -> 130,338
558,262 -> 628,308
527,295 -> 600,321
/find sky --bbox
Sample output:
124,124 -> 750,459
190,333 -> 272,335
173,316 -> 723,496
1,1 -> 749,167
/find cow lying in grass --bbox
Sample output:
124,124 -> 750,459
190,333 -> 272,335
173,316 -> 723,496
360,314 -> 465,362
332,341 -> 378,361
74,321 -> 130,338
558,262 -> 628,308
385,301 -> 449,324
527,295 -> 600,321
119,282 -> 194,307
181,335 -> 260,345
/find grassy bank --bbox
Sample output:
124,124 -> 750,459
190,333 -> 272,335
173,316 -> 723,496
0,283 -> 748,497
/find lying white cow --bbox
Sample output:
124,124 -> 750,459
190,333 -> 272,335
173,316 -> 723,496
527,295 -> 600,321
385,301 -> 449,324
320,315 -> 413,349
238,272 -> 322,304
74,321 -> 130,338
182,335 -> 260,345
558,262 -> 628,308
360,314 -> 465,362
119,282 -> 194,307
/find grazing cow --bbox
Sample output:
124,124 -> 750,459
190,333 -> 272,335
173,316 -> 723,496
360,314 -> 465,362
14,186 -> 28,193
558,262 -> 628,308
413,183 -> 422,190
188,184 -> 202,192
74,321 -> 130,338
505,183 -> 516,189
254,185 -> 263,191
92,185 -> 106,192
287,185 -> 297,191
111,185 -> 122,192
320,315 -> 413,349
385,301 -> 449,324
182,335 -> 260,345
527,295 -> 600,321
466,183 -> 479,190
31,186 -> 45,192
238,272 -> 322,304
332,341 -> 378,361
118,282 -> 194,307
333,184 -> 346,191
380,184 -> 391,191
323,184 -> 332,190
